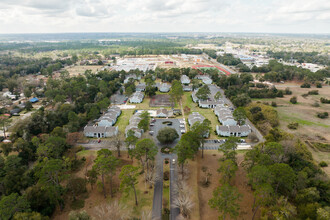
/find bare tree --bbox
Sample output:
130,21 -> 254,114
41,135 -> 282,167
173,182 -> 194,219
94,200 -> 132,220
141,210 -> 152,220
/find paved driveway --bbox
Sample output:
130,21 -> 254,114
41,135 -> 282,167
150,118 -> 182,148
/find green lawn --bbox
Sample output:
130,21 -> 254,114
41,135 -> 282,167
116,110 -> 134,134
182,92 -> 220,139
279,111 -> 329,128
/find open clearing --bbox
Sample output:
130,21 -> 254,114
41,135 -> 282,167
64,65 -> 103,77
254,83 -> 330,142
253,82 -> 330,174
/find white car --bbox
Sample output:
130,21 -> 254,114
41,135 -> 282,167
181,129 -> 186,134
172,159 -> 176,164
180,124 -> 185,128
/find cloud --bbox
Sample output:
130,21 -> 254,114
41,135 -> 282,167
0,0 -> 328,33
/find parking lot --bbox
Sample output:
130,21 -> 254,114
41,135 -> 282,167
149,118 -> 183,148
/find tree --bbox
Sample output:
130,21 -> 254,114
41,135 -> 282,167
209,184 -> 242,220
169,80 -> 184,106
125,129 -> 138,158
86,168 -> 98,190
217,159 -> 238,184
252,184 -> 274,220
247,165 -> 273,190
270,163 -> 296,195
35,158 -> 67,210
175,138 -> 195,179
232,93 -> 251,107
290,96 -> 298,104
196,85 -> 210,100
66,177 -> 87,201
13,212 -> 44,220
25,101 -> 33,111
93,149 -> 119,198
218,137 -> 239,163
214,91 -> 222,100
138,111 -> 150,132
156,127 -> 179,145
112,132 -> 123,157
191,119 -> 211,158
119,165 -> 140,206
233,107 -> 246,125
23,88 -> 32,98
134,138 -> 157,174
0,193 -> 30,220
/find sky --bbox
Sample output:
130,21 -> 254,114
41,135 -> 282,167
0,0 -> 329,34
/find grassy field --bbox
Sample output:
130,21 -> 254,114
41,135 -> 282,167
116,109 -> 134,134
253,83 -> 330,142
253,82 -> 330,175
182,92 -> 220,139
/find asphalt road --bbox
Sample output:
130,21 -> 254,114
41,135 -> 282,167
152,152 -> 164,220
170,154 -> 180,220
151,119 -> 181,220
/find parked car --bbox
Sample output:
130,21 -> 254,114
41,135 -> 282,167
172,159 -> 176,165
98,139 -> 101,143
150,123 -> 155,126
179,124 -> 185,128
181,129 -> 186,134
149,131 -> 154,136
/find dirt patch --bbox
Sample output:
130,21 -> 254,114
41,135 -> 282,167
196,150 -> 258,220
149,94 -> 172,107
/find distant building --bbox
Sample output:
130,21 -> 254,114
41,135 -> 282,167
84,125 -> 118,138
198,100 -> 224,109
136,83 -> 146,92
125,112 -> 143,138
29,97 -> 39,103
202,76 -> 212,85
156,108 -> 168,118
188,112 -> 205,127
183,85 -> 193,92
129,91 -> 144,103
181,75 -> 191,84
216,125 -> 251,137
158,83 -> 171,93
214,106 -> 237,126
83,106 -> 121,138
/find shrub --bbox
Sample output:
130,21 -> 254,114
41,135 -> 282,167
319,161 -> 328,167
302,93 -> 309,98
320,97 -> 330,104
271,101 -> 277,107
301,82 -> 311,88
285,87 -> 292,95
317,112 -> 328,119
308,90 -> 319,95
316,82 -> 322,88
290,96 -> 298,104
163,170 -> 169,181
287,122 -> 299,130
311,101 -> 320,107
